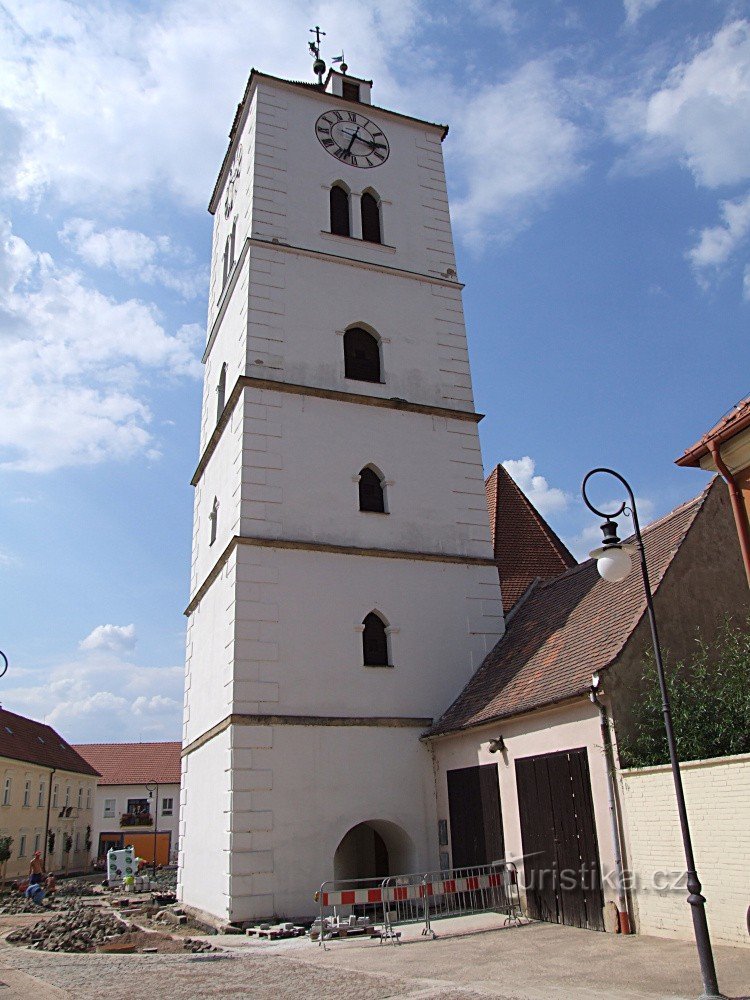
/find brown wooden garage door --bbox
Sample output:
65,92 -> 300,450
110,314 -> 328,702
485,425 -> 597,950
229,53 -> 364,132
515,748 -> 604,931
447,763 -> 505,868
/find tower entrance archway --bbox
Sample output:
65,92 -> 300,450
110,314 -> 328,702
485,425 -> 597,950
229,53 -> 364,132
333,820 -> 415,882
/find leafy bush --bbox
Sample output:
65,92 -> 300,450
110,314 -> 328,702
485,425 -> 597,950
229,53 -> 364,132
0,835 -> 13,866
619,618 -> 750,768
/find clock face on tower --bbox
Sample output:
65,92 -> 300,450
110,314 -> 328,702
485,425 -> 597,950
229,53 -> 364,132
315,110 -> 390,168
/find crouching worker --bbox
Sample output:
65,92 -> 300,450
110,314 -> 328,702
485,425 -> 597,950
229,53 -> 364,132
24,881 -> 44,906
44,872 -> 57,899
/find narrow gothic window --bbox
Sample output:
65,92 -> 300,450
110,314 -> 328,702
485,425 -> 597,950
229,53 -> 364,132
209,497 -> 218,546
216,363 -> 227,423
359,467 -> 385,512
222,239 -> 230,288
330,184 -> 350,237
361,192 -> 382,244
230,219 -> 237,267
344,327 -> 381,382
363,612 -> 389,666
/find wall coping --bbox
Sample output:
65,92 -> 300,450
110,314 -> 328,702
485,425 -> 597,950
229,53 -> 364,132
620,751 -> 750,778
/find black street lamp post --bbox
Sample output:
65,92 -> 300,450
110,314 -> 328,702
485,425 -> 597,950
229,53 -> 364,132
145,781 -> 159,880
582,468 -> 725,1000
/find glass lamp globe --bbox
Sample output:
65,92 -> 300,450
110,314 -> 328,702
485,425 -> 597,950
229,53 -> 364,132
590,544 -> 632,583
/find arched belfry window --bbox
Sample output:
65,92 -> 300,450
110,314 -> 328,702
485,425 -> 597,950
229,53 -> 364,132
330,184 -> 350,237
344,327 -> 381,383
359,467 -> 385,513
216,363 -> 227,424
361,191 -> 382,244
363,612 -> 389,667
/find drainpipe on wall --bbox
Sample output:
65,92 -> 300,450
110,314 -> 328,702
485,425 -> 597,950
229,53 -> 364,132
589,686 -> 631,934
42,767 -> 56,870
708,440 -> 750,587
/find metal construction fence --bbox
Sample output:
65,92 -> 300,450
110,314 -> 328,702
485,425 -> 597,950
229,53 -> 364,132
316,861 -> 523,945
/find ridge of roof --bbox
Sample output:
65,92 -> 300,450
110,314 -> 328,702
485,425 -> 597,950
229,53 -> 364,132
428,481 -> 714,738
676,394 -> 750,466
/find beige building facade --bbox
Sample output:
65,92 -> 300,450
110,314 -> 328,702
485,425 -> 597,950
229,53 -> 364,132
0,709 -> 98,880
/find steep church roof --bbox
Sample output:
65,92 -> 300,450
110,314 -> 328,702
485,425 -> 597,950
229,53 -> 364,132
429,482 -> 714,737
486,464 -> 577,614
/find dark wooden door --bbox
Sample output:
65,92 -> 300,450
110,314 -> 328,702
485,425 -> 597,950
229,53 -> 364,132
515,748 -> 604,931
447,764 -> 504,868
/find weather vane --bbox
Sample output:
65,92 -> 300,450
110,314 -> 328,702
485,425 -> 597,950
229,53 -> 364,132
308,26 -> 327,84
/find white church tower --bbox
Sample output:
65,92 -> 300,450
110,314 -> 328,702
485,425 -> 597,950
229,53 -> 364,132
179,44 -> 504,923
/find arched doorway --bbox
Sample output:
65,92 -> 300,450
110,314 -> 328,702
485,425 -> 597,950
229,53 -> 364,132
333,820 -> 415,882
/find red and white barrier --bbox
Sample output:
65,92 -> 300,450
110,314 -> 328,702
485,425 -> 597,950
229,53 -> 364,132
320,870 -> 511,907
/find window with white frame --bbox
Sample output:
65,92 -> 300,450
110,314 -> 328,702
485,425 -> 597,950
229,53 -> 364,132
103,798 -> 115,819
161,797 -> 174,817
52,784 -> 58,808
86,787 -> 91,810
18,835 -> 26,857
34,833 -> 41,853
64,786 -> 70,807
77,787 -> 82,809
3,778 -> 11,806
74,831 -> 80,853
23,780 -> 30,807
37,782 -> 44,808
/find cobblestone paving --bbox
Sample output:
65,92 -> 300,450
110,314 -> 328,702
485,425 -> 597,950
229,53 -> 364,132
0,947 -> 498,999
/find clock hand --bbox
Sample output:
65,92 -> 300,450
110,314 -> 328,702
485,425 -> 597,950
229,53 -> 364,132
346,127 -> 359,153
358,137 -> 387,150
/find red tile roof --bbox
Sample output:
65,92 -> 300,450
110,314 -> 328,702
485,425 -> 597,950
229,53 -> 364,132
486,465 -> 577,613
677,394 -> 750,467
429,483 -> 713,737
0,708 -> 99,776
72,743 -> 182,786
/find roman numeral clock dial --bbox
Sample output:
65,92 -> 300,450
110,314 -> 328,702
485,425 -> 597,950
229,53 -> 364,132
315,110 -> 390,168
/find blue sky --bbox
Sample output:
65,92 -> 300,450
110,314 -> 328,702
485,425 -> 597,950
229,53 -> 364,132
0,0 -> 747,742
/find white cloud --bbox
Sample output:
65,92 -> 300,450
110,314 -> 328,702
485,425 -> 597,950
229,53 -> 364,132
467,0 -> 518,32
0,219 -> 201,473
0,0 -> 425,210
623,0 -> 664,27
80,623 -> 136,654
451,60 -> 588,245
687,190 -> 750,274
58,219 -> 205,299
501,456 -> 570,516
2,640 -> 184,743
611,20 -> 750,189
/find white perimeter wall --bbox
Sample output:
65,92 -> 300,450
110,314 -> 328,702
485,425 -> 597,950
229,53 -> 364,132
620,753 -> 750,947
431,701 -> 620,912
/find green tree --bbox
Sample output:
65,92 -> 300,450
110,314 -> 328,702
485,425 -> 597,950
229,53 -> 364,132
0,835 -> 13,887
619,617 -> 750,768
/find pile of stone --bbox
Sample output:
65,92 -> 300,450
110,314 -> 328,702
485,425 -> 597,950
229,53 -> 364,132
183,937 -> 220,954
57,876 -> 100,897
6,905 -> 130,953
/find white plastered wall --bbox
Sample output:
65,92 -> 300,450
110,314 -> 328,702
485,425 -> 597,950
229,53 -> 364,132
430,700 -> 620,914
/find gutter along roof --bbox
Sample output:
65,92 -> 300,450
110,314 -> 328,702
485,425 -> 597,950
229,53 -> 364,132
677,394 -> 750,467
